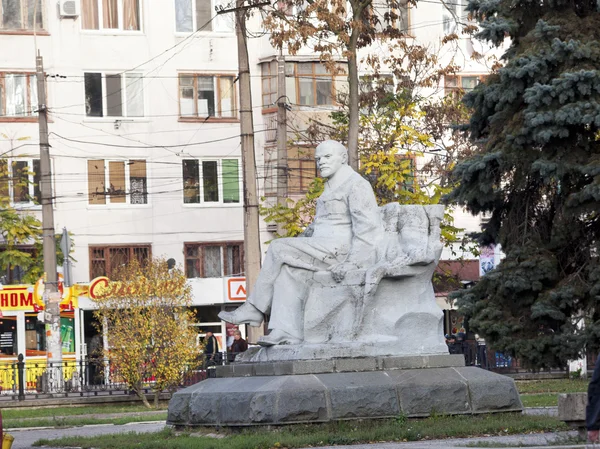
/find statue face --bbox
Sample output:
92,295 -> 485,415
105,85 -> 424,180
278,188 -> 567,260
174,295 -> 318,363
316,144 -> 346,178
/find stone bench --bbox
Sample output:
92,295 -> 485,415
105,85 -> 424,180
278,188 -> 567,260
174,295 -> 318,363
558,392 -> 588,439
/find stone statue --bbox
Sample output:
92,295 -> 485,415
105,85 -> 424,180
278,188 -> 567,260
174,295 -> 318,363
220,140 -> 448,358
219,140 -> 384,346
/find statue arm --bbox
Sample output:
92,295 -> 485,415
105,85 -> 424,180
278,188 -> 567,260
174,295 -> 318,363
299,221 -> 315,237
345,180 -> 382,267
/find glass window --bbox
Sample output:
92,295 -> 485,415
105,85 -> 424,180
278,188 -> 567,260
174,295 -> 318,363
202,161 -> 219,202
222,159 -> 239,203
175,0 -> 192,32
11,160 -> 28,203
203,246 -> 222,278
84,73 -> 103,117
82,0 -> 140,31
0,317 -> 18,357
179,74 -> 236,119
84,72 -> 144,118
87,159 -> 147,205
89,245 -> 151,278
185,243 -> 244,278
0,73 -> 37,118
25,314 -> 46,356
183,159 -> 200,204
1,0 -> 44,31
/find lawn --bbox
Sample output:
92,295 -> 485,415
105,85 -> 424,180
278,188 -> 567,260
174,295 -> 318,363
2,403 -> 168,429
517,378 -> 589,408
34,413 -> 568,449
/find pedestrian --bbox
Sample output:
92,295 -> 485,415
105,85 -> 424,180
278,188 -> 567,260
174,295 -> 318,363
228,330 -> 248,363
204,331 -> 220,365
587,354 -> 600,442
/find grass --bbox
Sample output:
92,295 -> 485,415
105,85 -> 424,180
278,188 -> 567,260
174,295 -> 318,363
2,403 -> 168,420
4,412 -> 167,429
516,378 -> 589,395
34,412 -> 569,449
519,393 -> 560,408
515,378 -> 590,408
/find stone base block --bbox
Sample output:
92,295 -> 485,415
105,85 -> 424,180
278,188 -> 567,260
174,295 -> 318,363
168,366 -> 523,427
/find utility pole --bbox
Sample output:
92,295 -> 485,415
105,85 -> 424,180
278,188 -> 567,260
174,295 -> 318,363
36,53 -> 63,391
218,1 -> 268,342
276,50 -> 288,235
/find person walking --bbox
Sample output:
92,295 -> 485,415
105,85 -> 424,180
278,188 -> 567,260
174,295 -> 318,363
587,354 -> 600,442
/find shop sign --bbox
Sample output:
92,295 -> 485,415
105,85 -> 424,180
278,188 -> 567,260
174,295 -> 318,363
0,274 -> 84,312
87,276 -> 185,300
227,278 -> 246,301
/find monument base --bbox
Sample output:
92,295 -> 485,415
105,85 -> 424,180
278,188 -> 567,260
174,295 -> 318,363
167,355 -> 523,427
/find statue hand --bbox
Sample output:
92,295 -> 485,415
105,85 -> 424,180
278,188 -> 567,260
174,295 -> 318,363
330,262 -> 358,283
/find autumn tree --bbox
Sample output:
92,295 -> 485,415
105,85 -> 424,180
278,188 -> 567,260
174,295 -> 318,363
448,0 -> 600,368
262,0 -> 418,169
92,257 -> 201,408
262,40 -> 474,251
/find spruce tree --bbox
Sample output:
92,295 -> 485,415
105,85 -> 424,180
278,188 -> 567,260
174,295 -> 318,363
448,0 -> 600,368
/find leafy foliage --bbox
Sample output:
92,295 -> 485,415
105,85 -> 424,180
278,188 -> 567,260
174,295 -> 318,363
92,258 -> 201,408
0,156 -> 42,284
448,0 -> 600,368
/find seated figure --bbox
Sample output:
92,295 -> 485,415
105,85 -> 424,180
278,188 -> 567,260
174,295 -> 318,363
219,140 -> 384,346
220,140 -> 447,356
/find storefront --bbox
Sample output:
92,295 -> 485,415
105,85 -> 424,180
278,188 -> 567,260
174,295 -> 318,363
0,281 -> 85,392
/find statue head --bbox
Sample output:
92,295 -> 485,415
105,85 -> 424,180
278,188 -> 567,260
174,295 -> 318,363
315,140 -> 348,179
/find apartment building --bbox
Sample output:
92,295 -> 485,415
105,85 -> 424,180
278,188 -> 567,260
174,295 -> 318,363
0,0 -> 259,362
0,0 -> 504,365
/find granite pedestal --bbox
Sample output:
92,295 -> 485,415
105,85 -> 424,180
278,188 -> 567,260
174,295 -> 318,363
167,354 -> 523,427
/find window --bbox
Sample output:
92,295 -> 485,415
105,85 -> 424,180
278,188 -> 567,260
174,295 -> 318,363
261,61 -> 279,108
182,158 -> 240,204
0,73 -> 38,118
1,0 -> 44,32
0,246 -> 36,284
445,75 -> 487,96
175,0 -> 233,33
0,158 -> 41,205
264,147 -> 316,196
442,0 -> 459,34
84,72 -> 144,117
87,159 -> 147,205
372,0 -> 409,34
81,0 -> 140,31
89,245 -> 151,279
185,242 -> 243,278
179,74 -> 236,119
261,62 -> 347,109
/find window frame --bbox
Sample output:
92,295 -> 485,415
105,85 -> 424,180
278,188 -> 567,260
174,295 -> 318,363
81,0 -> 143,33
184,241 -> 244,279
371,0 -> 410,36
174,0 -> 234,35
88,244 -> 152,280
181,157 -> 242,206
444,74 -> 487,96
0,0 -> 46,34
0,158 -> 41,208
0,72 -> 39,122
178,73 -> 238,121
86,159 -> 149,207
83,71 -> 145,118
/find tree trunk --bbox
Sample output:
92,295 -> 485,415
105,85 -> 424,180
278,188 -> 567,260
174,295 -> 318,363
134,384 -> 152,409
347,32 -> 360,172
154,389 -> 160,409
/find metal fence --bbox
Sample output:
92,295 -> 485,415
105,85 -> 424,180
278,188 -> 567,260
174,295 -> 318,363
0,351 -> 246,402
